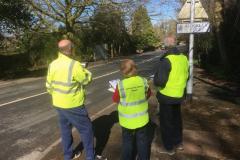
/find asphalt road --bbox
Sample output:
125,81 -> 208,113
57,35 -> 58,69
0,51 -> 163,160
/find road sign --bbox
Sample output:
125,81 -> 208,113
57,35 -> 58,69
178,0 -> 208,22
177,22 -> 210,33
177,0 -> 210,101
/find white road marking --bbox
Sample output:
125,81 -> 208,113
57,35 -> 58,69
36,103 -> 116,160
17,150 -> 42,160
88,63 -> 109,69
0,92 -> 48,107
0,70 -> 120,108
0,54 -> 161,107
93,70 -> 119,80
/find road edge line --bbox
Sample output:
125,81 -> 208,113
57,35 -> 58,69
0,92 -> 48,107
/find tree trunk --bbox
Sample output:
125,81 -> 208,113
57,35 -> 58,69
118,45 -> 121,55
111,44 -> 114,58
65,19 -> 74,38
216,29 -> 229,70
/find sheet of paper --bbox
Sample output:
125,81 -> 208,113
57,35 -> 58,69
108,79 -> 120,92
108,88 -> 115,93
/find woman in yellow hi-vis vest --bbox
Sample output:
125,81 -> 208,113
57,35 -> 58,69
112,59 -> 151,160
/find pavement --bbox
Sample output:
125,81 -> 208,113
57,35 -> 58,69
1,50 -> 240,160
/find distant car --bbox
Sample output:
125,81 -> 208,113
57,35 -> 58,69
178,41 -> 186,46
160,45 -> 166,50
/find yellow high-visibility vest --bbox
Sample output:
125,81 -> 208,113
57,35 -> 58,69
46,53 -> 92,109
159,54 -> 189,98
117,76 -> 149,129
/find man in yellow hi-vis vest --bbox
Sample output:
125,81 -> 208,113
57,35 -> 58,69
154,47 -> 189,155
46,39 -> 94,160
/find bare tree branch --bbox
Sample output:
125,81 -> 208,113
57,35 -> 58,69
27,0 -> 65,22
44,0 -> 65,19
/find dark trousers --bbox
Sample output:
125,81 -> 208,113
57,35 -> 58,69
159,103 -> 183,150
56,106 -> 95,160
121,124 -> 150,160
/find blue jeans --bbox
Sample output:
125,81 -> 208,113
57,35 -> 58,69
121,124 -> 150,160
56,106 -> 95,160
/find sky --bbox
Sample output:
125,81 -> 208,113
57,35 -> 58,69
145,0 -> 182,24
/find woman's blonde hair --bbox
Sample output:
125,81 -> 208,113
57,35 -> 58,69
120,59 -> 137,77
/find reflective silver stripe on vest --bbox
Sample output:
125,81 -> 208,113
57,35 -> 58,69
52,87 -> 78,94
51,60 -> 76,86
51,81 -> 77,87
68,60 -> 75,82
141,77 -> 148,92
120,99 -> 147,106
119,77 -> 148,107
119,109 -> 148,118
49,60 -> 79,93
119,81 -> 126,98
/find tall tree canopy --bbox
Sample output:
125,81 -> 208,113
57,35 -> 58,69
91,4 -> 131,57
132,5 -> 157,50
27,0 -> 96,34
26,0 -> 137,35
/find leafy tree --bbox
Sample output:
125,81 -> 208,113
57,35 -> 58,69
26,0 -> 96,35
91,4 -> 131,57
132,5 -> 158,51
0,0 -> 32,34
26,0 -> 136,35
25,0 -> 139,61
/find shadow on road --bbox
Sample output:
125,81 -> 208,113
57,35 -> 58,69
93,111 -> 119,156
71,111 -> 119,157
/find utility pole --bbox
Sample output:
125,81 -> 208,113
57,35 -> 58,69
186,0 -> 196,101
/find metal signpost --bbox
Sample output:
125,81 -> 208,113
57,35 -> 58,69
187,0 -> 196,101
177,0 -> 210,101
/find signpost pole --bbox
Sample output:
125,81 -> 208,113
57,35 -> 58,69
187,0 -> 196,101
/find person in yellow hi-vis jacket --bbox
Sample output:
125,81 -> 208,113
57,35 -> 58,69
154,47 -> 189,155
112,59 -> 152,160
46,39 -> 94,160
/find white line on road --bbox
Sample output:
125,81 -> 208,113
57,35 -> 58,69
0,92 -> 48,107
0,70 -> 120,108
88,62 -> 112,69
0,54 -> 161,107
36,103 -> 116,160
93,70 -> 119,80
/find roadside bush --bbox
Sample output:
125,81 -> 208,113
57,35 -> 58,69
21,32 -> 62,68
